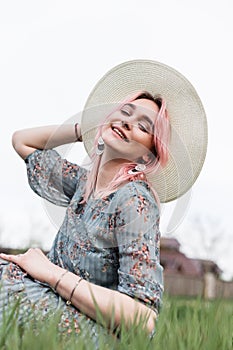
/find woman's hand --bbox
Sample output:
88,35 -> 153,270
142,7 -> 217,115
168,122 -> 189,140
0,248 -> 61,285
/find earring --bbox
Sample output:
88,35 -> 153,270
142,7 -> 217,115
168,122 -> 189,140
128,163 -> 146,174
96,136 -> 105,155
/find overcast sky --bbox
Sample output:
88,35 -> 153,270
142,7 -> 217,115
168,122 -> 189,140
0,0 -> 232,280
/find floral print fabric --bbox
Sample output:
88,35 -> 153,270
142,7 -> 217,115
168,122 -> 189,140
0,149 -> 163,334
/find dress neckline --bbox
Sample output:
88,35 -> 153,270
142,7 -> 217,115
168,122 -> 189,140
90,190 -> 117,201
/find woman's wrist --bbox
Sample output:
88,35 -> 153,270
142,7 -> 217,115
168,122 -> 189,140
49,267 -> 84,306
47,265 -> 67,289
53,270 -> 69,291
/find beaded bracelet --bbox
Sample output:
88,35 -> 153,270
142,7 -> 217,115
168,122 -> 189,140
66,277 -> 83,305
54,270 -> 69,291
74,123 -> 82,142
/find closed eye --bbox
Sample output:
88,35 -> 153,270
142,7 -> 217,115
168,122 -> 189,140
138,123 -> 150,133
120,109 -> 131,116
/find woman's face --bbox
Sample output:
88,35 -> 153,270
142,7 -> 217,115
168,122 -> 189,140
101,98 -> 159,161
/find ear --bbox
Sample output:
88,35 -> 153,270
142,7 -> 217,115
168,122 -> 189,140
136,156 -> 146,164
141,153 -> 153,163
137,150 -> 157,164
150,145 -> 158,158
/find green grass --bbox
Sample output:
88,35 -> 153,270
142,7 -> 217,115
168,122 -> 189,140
0,296 -> 232,350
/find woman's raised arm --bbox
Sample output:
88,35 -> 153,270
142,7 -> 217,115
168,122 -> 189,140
12,123 -> 82,160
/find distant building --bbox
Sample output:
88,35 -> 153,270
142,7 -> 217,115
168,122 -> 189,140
160,237 -> 221,278
160,237 -> 231,299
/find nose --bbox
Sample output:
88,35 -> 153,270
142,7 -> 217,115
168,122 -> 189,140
121,120 -> 131,130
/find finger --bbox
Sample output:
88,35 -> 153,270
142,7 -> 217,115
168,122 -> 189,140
0,253 -> 22,263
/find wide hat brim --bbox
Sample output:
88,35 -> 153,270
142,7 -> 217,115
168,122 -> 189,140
81,59 -> 208,203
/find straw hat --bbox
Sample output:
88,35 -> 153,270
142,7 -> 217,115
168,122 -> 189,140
81,59 -> 208,203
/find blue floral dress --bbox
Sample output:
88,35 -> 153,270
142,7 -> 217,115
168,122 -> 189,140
0,149 -> 163,339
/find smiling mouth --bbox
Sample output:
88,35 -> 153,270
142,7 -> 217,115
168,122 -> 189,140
111,126 -> 129,142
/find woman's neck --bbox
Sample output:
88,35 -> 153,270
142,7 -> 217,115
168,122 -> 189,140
94,157 -> 127,196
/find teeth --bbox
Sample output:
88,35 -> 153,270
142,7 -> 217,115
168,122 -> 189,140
113,127 -> 125,139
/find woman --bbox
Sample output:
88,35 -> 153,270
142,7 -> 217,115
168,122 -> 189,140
0,60 -> 208,340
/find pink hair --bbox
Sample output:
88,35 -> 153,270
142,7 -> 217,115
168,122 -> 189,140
82,91 -> 170,204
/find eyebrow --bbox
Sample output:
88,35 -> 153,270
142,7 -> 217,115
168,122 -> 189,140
123,103 -> 136,110
123,103 -> 154,128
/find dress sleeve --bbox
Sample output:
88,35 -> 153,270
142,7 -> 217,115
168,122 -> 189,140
25,149 -> 87,207
114,182 -> 163,315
